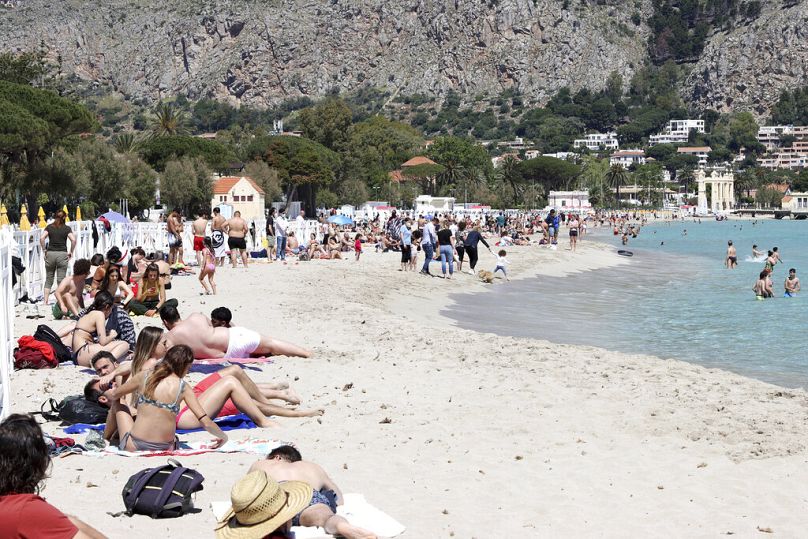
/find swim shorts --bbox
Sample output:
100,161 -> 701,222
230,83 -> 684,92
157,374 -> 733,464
225,326 -> 261,358
292,488 -> 338,526
176,373 -> 238,425
193,236 -> 204,251
167,234 -> 181,248
228,237 -> 247,250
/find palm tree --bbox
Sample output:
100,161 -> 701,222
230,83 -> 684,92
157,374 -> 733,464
112,132 -> 144,154
605,164 -> 628,208
150,103 -> 189,136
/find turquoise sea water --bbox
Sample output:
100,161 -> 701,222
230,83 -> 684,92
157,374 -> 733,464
444,219 -> 808,389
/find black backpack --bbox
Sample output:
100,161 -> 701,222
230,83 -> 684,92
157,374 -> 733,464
33,325 -> 73,363
39,395 -> 109,424
122,460 -> 205,518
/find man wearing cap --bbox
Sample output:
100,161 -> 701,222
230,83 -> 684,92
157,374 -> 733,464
215,470 -> 312,538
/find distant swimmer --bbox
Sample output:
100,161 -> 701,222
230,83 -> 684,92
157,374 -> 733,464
752,244 -> 764,259
784,268 -> 800,297
754,270 -> 773,300
682,229 -> 688,236
725,241 -> 737,269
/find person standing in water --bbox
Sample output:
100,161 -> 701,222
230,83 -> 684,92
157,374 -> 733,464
753,271 -> 770,300
784,268 -> 800,297
752,244 -> 764,259
725,241 -> 737,269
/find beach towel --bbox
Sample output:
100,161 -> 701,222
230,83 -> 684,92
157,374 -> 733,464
194,357 -> 274,365
210,493 -> 405,538
102,437 -> 288,458
63,413 -> 257,435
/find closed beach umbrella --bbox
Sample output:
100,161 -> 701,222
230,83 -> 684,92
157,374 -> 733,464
327,214 -> 353,226
0,203 -> 8,227
62,204 -> 70,223
75,205 -> 82,222
37,206 -> 46,228
19,204 -> 31,231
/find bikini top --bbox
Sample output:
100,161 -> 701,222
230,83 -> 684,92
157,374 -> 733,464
136,373 -> 185,415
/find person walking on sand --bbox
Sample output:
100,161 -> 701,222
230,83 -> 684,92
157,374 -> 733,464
39,209 -> 75,307
784,268 -> 800,297
266,207 -> 277,261
437,220 -> 455,279
199,237 -> 217,295
211,207 -> 228,267
192,210 -> 209,268
493,249 -> 510,281
568,214 -> 580,253
354,233 -> 362,261
275,207 -> 289,261
225,211 -> 249,268
399,217 -> 413,271
725,240 -> 737,269
167,209 -> 184,266
420,216 -> 438,276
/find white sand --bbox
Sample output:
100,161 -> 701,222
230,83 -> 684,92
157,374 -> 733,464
10,238 -> 808,537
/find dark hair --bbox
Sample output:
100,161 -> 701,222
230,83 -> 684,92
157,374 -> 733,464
106,246 -> 122,264
213,207 -> 220,214
159,303 -> 180,323
100,265 -> 121,292
789,268 -> 796,273
268,207 -> 276,216
91,291 -> 114,312
267,445 -> 302,462
760,270 -> 768,279
0,414 -> 50,495
90,351 -> 117,369
204,236 -> 213,250
84,379 -> 103,404
130,247 -> 145,257
498,249 -> 507,256
144,345 -> 194,398
90,253 -> 105,266
211,307 -> 232,324
458,221 -> 467,231
73,258 -> 91,276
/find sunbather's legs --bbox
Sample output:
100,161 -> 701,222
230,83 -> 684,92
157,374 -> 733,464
77,341 -> 129,367
218,366 -> 299,404
176,376 -> 279,429
254,335 -> 312,358
300,505 -> 377,539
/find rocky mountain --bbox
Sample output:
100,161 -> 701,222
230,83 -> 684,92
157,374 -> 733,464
0,0 -> 806,114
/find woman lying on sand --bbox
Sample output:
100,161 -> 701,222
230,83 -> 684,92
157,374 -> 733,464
58,291 -> 130,367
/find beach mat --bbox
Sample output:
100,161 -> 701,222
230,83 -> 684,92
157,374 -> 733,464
63,413 -> 257,435
194,357 -> 274,365
211,493 -> 405,538
102,437 -> 287,458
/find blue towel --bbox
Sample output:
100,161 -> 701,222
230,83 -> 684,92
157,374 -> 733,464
63,413 -> 257,434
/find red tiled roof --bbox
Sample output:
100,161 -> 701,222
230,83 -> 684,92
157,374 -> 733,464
766,183 -> 790,194
782,196 -> 793,203
388,170 -> 407,183
213,176 -> 265,195
401,156 -> 437,167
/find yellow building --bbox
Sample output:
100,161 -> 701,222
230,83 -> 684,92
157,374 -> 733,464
211,176 -> 266,220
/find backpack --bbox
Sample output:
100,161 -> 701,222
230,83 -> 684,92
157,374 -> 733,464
14,347 -> 57,369
39,395 -> 109,424
33,325 -> 73,363
122,460 -> 205,518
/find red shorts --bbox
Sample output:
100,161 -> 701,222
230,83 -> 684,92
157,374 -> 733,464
176,373 -> 238,425
193,236 -> 205,251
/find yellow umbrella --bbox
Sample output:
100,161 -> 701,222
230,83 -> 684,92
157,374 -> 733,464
19,204 -> 31,231
38,206 -> 47,228
75,205 -> 82,222
62,204 -> 70,223
0,203 -> 9,227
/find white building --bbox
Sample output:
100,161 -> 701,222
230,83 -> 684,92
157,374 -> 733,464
757,126 -> 808,169
649,119 -> 706,145
677,146 -> 712,168
610,149 -> 646,168
497,137 -> 530,150
542,151 -> 575,160
415,195 -> 455,214
547,190 -> 591,210
573,132 -> 619,151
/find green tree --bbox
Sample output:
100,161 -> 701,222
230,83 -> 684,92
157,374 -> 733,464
140,136 -> 234,172
518,156 -> 581,193
0,51 -> 46,85
297,97 -> 352,152
244,160 -> 282,205
578,156 -> 610,206
605,164 -> 629,208
427,136 -> 493,195
345,116 -> 423,189
150,102 -> 189,136
160,156 -> 212,212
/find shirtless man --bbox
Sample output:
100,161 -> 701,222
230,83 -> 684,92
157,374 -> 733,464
225,210 -> 249,268
210,207 -> 228,267
52,258 -> 91,319
167,210 -> 183,265
192,211 -> 209,268
725,240 -> 737,269
250,445 -> 376,539
158,305 -> 311,359
784,268 -> 800,297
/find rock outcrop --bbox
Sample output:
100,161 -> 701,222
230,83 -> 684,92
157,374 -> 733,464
0,0 -> 651,106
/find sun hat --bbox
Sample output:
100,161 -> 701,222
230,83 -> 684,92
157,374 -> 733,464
214,471 -> 312,539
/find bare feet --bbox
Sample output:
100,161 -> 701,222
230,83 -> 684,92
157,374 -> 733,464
305,408 -> 325,417
281,387 -> 301,405
144,309 -> 157,317
255,417 -> 281,428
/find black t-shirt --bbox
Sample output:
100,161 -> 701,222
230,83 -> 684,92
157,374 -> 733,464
437,228 -> 453,246
45,224 -> 71,251
266,216 -> 275,235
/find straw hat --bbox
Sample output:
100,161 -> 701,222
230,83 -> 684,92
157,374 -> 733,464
215,471 -> 312,539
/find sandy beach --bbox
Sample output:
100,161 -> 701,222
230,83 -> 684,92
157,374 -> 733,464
11,238 -> 808,537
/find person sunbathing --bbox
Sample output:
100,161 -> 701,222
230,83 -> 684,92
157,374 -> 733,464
57,291 -> 130,367
102,345 -> 228,451
52,258 -> 91,320
158,305 -> 312,359
307,234 -> 327,260
250,445 -> 377,539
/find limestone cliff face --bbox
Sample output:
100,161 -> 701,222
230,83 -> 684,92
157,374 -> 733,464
684,1 -> 808,115
0,0 -> 651,106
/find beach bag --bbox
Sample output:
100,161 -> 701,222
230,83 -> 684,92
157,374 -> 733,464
39,395 -> 109,424
122,460 -> 205,518
14,346 -> 57,369
33,324 -> 73,363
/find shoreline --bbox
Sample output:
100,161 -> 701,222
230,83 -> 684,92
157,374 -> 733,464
10,236 -> 808,537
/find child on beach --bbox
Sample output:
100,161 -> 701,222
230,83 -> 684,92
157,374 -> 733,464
199,237 -> 217,295
410,230 -> 422,271
354,233 -> 362,261
494,249 -> 510,281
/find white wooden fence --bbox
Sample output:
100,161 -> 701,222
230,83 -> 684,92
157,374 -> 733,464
0,229 -> 14,419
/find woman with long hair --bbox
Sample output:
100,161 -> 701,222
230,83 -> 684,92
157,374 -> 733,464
128,263 -> 178,316
0,414 -> 104,537
98,265 -> 134,306
68,291 -> 130,367
39,209 -> 76,307
98,326 -> 164,391
104,345 -> 228,451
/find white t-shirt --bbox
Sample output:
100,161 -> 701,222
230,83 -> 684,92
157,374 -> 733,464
275,215 -> 288,237
496,255 -> 509,267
